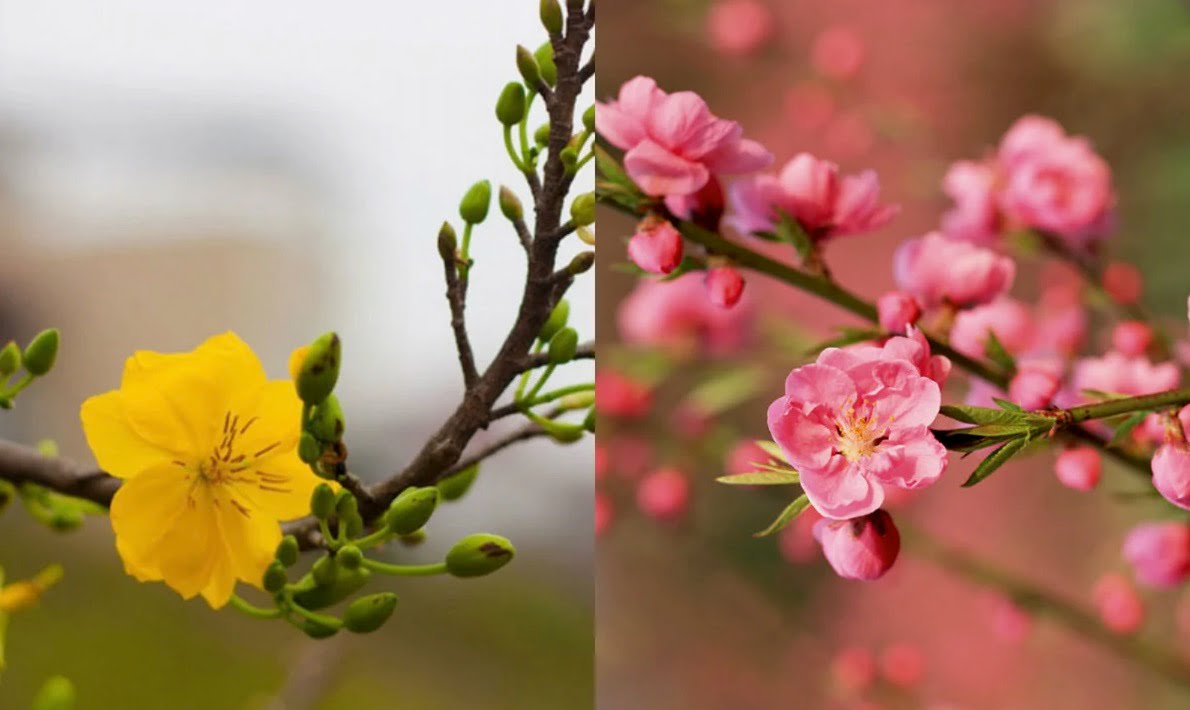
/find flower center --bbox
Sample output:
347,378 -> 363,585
834,405 -> 889,462
175,412 -> 290,509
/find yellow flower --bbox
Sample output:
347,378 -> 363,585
81,333 -> 322,608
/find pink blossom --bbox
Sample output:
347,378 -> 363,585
831,646 -> 877,694
877,291 -> 921,335
840,329 -> 951,387
1122,522 -> 1190,588
1008,361 -> 1061,410
596,370 -> 652,418
1054,446 -> 1101,492
778,507 -> 822,564
940,159 -> 1000,245
704,266 -> 745,308
636,467 -> 690,521
1152,441 -> 1190,511
627,219 -> 683,274
1092,573 -> 1145,634
814,509 -> 901,580
1072,351 -> 1179,398
893,232 -> 1015,308
1111,321 -> 1153,357
597,76 -> 772,198
725,440 -> 771,476
768,342 -> 947,519
671,402 -> 712,439
1032,294 -> 1087,358
618,272 -> 753,356
725,152 -> 898,238
706,0 -> 774,57
811,26 -> 866,80
948,298 -> 1034,360
595,492 -> 613,537
1102,261 -> 1143,305
880,643 -> 925,689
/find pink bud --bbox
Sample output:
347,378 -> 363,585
811,26 -> 866,80
989,596 -> 1033,644
1008,365 -> 1060,411
627,219 -> 684,275
1151,442 -> 1190,511
879,643 -> 925,689
814,510 -> 900,581
706,0 -> 774,57
636,467 -> 690,522
877,291 -> 921,334
1111,321 -> 1153,357
1054,446 -> 1101,492
1102,261 -> 1142,305
596,370 -> 652,419
595,492 -> 614,537
1122,522 -> 1190,588
830,646 -> 876,694
1092,573 -> 1145,634
705,266 -> 746,308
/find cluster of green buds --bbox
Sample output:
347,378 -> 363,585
291,333 -> 347,481
0,329 -> 60,409
513,300 -> 595,442
1,443 -> 102,536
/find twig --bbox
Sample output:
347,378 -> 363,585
511,214 -> 533,252
579,58 -> 594,84
0,440 -> 118,505
441,247 -> 480,389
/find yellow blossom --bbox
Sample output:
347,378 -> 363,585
81,333 -> 323,608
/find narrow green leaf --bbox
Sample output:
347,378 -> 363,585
774,212 -> 814,261
962,436 -> 1028,487
717,471 -> 801,486
754,440 -> 786,462
992,398 -> 1024,412
939,404 -> 1028,427
594,145 -> 630,186
984,331 -> 1017,374
753,494 -> 811,537
1108,411 -> 1149,449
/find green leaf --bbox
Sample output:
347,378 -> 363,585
992,398 -> 1024,412
685,366 -> 766,416
806,327 -> 884,356
774,212 -> 814,262
754,440 -> 786,462
962,436 -> 1029,487
717,471 -> 801,486
753,494 -> 811,537
1108,411 -> 1149,449
594,144 -> 630,186
939,405 -> 1029,427
983,331 -> 1017,374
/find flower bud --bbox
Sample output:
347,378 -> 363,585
876,291 -> 921,334
310,483 -> 336,520
1152,442 -> 1190,510
704,266 -> 745,308
32,676 -> 75,710
534,43 -> 557,86
534,123 -> 551,147
577,226 -> 595,246
337,544 -> 363,571
294,332 -> 341,405
436,463 -> 479,501
22,329 -> 59,377
880,643 -> 925,689
582,105 -> 595,133
1103,261 -> 1142,305
0,341 -> 20,378
569,192 -> 595,227
496,82 -> 527,127
343,592 -> 398,633
498,185 -> 524,222
275,535 -> 299,567
292,567 -> 372,611
544,421 -> 585,443
437,221 -> 458,260
446,533 -> 516,578
540,0 -> 563,34
516,45 -> 540,87
300,616 -> 341,639
1111,321 -> 1153,358
385,486 -> 440,535
308,395 -> 346,443
336,492 -> 364,538
1122,521 -> 1190,588
263,561 -> 288,592
1092,572 -> 1144,633
628,219 -> 683,275
311,554 -> 338,587
814,510 -> 900,581
459,180 -> 492,224
548,327 -> 579,364
636,468 -> 689,522
538,300 -> 570,344
299,432 -> 323,465
1008,365 -> 1060,411
566,251 -> 595,276
48,508 -> 83,532
1054,445 -> 1101,492
560,146 -> 578,172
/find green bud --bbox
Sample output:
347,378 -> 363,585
48,508 -> 83,532
534,123 -> 551,147
300,616 -> 340,639
548,327 -> 579,364
310,483 -> 336,519
459,180 -> 492,224
539,300 -> 570,344
385,486 -> 440,535
311,554 -> 338,587
498,185 -> 523,222
559,391 -> 595,410
569,192 -> 595,227
22,329 -> 60,377
577,225 -> 595,246
275,535 -> 299,567
583,105 -> 595,133
534,43 -> 557,86
343,592 -> 398,634
399,530 -> 427,547
263,561 -> 288,592
436,463 -> 479,501
560,146 -> 578,171
0,341 -> 20,378
445,533 -> 516,578
583,406 -> 596,433
540,0 -> 563,34
516,45 -> 540,87
496,82 -> 526,127
336,491 -> 364,538
292,567 -> 372,611
438,221 -> 458,261
337,544 -> 363,571
32,675 -> 75,710
566,251 -> 595,276
294,332 -> 341,405
309,395 -> 346,443
299,432 -> 322,465
546,421 -> 585,443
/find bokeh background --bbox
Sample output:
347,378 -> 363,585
0,1 -> 593,708
597,1 -> 1190,708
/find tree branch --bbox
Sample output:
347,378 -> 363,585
441,246 -> 480,390
510,214 -> 533,253
0,440 -> 117,505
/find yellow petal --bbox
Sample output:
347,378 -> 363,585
211,487 -> 281,599
109,463 -> 194,580
235,450 -> 326,521
79,392 -> 171,479
226,380 -> 302,464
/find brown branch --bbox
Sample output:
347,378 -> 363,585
579,58 -> 594,84
0,440 -> 118,505
441,246 -> 480,389
510,214 -> 533,253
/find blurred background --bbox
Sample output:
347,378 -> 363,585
597,1 -> 1190,708
0,1 -> 593,708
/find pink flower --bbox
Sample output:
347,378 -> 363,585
618,272 -> 753,356
636,467 -> 690,521
811,26 -> 866,80
596,370 -> 652,418
597,76 -> 772,198
877,291 -> 921,334
893,232 -> 1015,308
1152,442 -> 1190,511
1072,351 -> 1179,398
627,219 -> 683,274
725,153 -> 898,238
1033,288 -> 1087,358
880,643 -> 925,689
595,492 -> 613,537
1112,321 -> 1153,357
704,266 -> 745,308
841,329 -> 951,387
1008,364 -> 1061,410
814,510 -> 901,580
1102,261 -> 1143,305
767,343 -> 947,519
948,298 -> 1034,360
706,0 -> 774,56
1092,573 -> 1144,634
940,159 -> 1000,245
1122,522 -> 1190,588
1054,446 -> 1101,492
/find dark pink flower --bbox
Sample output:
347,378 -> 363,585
1102,261 -> 1143,305
811,26 -> 866,80
814,509 -> 901,580
1152,441 -> 1190,511
1008,362 -> 1061,410
1072,351 -> 1179,398
1122,522 -> 1190,588
1112,321 -> 1154,357
879,643 -> 925,689
893,232 -> 1015,308
704,266 -> 746,308
627,219 -> 684,275
940,159 -> 1000,245
877,291 -> 921,335
596,370 -> 653,419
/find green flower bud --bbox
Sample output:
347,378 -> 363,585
32,675 -> 75,710
335,490 -> 358,519
566,251 -> 595,276
343,592 -> 398,634
294,332 -> 341,405
275,535 -> 299,567
583,406 -> 596,433
22,329 -> 60,377
300,616 -> 340,639
538,300 -> 570,344
516,45 -> 540,87
548,327 -> 579,365
577,225 -> 595,246
292,567 -> 372,611
559,391 -> 595,410
540,0 -> 563,34
263,560 -> 288,593
48,508 -> 83,532
385,486 -> 440,535
459,180 -> 492,224
299,432 -> 322,465
445,533 -> 516,578
311,554 -> 338,587
0,341 -> 20,378
583,105 -> 595,133
498,186 -> 523,222
399,530 -> 427,547
534,43 -> 556,86
569,192 -> 595,227
438,221 -> 458,261
496,82 -> 527,127
560,146 -> 578,171
310,483 -> 336,520
309,394 -> 346,443
436,463 -> 479,501
546,421 -> 585,443
534,123 -> 551,147
337,544 -> 363,571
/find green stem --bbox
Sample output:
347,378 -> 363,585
516,342 -> 545,401
360,559 -> 448,577
518,382 -> 594,409
460,223 -> 474,282
524,363 -> 556,403
503,125 -> 527,171
519,92 -> 535,168
573,150 -> 595,174
229,593 -> 283,620
2,373 -> 36,399
1065,387 -> 1190,424
352,526 -> 393,550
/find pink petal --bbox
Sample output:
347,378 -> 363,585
869,375 -> 942,429
868,426 -> 948,489
704,137 -> 775,174
624,139 -> 710,197
767,398 -> 835,470
783,363 -> 857,409
799,457 -> 884,520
